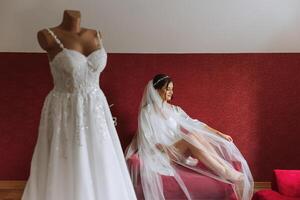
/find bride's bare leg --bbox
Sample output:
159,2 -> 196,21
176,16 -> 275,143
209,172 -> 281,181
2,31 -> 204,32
189,134 -> 244,180
188,133 -> 230,169
173,138 -> 243,183
188,133 -> 219,156
173,139 -> 225,173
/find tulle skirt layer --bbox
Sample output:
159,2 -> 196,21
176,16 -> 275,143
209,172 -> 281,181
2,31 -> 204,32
22,88 -> 136,200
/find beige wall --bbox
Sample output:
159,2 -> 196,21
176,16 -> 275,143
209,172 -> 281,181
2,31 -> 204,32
1,0 -> 300,53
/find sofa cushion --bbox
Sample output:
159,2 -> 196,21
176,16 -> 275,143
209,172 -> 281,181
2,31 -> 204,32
127,153 -> 236,199
274,170 -> 300,197
253,189 -> 300,200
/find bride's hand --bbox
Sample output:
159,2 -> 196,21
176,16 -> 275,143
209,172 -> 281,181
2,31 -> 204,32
222,134 -> 233,142
207,126 -> 233,142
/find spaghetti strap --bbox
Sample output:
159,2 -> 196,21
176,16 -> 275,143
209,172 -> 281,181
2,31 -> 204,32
46,28 -> 64,49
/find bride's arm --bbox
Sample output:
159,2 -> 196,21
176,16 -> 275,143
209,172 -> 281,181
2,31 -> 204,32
204,125 -> 233,142
176,106 -> 233,142
176,106 -> 207,127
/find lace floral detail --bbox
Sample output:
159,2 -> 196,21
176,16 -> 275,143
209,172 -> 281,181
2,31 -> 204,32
41,28 -> 110,153
95,102 -> 110,141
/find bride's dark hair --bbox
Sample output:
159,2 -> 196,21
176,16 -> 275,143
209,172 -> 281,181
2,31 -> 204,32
152,74 -> 172,89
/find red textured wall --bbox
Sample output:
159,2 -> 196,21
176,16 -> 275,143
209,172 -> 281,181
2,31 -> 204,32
0,53 -> 300,181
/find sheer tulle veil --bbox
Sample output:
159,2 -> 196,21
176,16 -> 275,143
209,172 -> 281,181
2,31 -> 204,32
126,80 -> 254,200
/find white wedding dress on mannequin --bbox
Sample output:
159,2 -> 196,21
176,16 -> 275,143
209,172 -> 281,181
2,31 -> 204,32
22,28 -> 137,200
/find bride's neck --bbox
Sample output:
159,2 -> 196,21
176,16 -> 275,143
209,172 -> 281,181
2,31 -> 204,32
59,10 -> 81,33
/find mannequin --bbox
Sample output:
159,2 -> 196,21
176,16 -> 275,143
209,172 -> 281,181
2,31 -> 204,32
23,10 -> 137,200
37,10 -> 102,61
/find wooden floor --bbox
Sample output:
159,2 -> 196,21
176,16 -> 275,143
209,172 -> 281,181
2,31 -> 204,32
0,181 -> 25,200
0,181 -> 270,200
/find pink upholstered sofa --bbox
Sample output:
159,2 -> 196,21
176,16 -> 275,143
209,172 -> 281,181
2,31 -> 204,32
127,153 -> 237,200
253,170 -> 300,200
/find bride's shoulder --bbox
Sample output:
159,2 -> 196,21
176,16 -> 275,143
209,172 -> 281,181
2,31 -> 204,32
172,105 -> 189,117
171,104 -> 182,112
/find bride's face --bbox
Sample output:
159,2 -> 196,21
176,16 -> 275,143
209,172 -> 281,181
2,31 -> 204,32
158,82 -> 173,102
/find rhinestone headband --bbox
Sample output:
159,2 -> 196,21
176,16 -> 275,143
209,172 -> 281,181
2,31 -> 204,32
153,76 -> 169,87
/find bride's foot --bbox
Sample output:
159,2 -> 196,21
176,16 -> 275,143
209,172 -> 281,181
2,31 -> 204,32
224,168 -> 244,183
183,156 -> 198,167
223,169 -> 245,199
234,176 -> 245,200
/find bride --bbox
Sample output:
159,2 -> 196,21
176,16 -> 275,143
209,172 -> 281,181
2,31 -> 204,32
126,74 -> 254,200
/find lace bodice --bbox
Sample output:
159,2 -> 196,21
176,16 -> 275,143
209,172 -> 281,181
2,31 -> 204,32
46,28 -> 107,93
